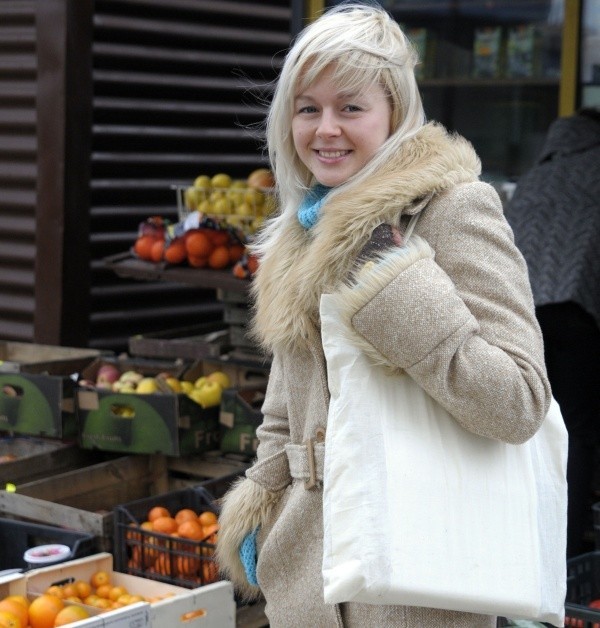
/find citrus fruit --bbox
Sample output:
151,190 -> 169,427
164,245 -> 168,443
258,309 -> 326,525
95,584 -> 111,600
177,519 -> 204,540
208,245 -> 230,269
150,239 -> 165,263
108,586 -> 128,602
147,506 -> 170,522
133,235 -> 156,261
53,605 -> 90,626
152,516 -> 178,534
0,599 -> 27,627
164,239 -> 186,265
74,580 -> 92,600
175,508 -> 199,525
187,254 -> 208,268
0,610 -> 20,628
90,570 -> 111,589
198,510 -> 219,527
186,231 -> 213,258
28,594 -> 64,628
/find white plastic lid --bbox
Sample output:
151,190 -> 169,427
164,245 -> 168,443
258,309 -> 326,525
23,544 -> 71,565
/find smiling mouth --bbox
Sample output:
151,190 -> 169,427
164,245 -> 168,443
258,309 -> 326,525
316,150 -> 350,158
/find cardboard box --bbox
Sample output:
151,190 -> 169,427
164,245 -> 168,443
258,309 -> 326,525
0,455 -> 169,550
77,358 -> 221,457
23,553 -> 235,627
0,342 -> 105,438
219,386 -> 265,456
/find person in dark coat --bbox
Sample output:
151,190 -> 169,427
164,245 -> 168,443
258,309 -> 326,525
504,107 -> 600,557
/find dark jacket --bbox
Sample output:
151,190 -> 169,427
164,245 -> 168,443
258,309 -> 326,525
504,111 -> 600,328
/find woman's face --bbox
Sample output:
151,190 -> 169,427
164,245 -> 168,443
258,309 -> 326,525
292,64 -> 392,188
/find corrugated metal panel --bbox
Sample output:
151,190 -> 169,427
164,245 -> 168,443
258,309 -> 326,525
88,0 -> 291,351
0,1 -> 37,341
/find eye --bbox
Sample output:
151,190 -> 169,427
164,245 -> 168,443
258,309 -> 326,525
297,104 -> 318,114
343,104 -> 362,113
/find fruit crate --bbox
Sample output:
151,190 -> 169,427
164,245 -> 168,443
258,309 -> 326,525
565,552 -> 600,626
0,517 -> 96,572
113,486 -> 220,589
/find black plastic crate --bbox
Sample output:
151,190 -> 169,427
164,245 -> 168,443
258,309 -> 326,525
565,552 -> 600,626
113,486 -> 220,589
0,517 -> 96,571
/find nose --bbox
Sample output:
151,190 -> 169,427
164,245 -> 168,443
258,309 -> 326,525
316,110 -> 341,137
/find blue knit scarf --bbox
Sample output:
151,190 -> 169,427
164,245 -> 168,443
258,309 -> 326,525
297,184 -> 331,229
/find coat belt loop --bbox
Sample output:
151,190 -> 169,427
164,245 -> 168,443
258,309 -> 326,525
304,427 -> 326,490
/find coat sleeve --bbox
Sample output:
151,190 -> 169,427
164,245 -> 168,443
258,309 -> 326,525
332,181 -> 551,444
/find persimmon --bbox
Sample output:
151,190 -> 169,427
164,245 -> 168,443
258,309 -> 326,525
208,245 -> 230,269
186,231 -> 213,258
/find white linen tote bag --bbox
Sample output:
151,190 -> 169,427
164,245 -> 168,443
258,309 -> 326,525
320,293 -> 568,626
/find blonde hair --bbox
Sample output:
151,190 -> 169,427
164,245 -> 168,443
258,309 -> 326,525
254,2 -> 426,255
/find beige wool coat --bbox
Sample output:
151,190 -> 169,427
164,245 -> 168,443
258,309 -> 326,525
216,123 -> 551,628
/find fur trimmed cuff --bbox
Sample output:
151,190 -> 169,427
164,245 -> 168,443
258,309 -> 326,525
215,477 -> 283,601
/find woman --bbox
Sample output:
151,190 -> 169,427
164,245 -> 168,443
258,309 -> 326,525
216,4 -> 551,627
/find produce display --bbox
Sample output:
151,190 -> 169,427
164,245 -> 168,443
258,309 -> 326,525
123,503 -> 220,587
0,570 -> 177,627
79,364 -> 232,409
131,168 -> 274,277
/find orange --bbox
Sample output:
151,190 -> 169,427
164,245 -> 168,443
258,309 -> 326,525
108,586 -> 128,602
0,600 -> 27,627
228,243 -> 245,263
147,506 -> 170,522
187,254 -> 208,268
208,245 -> 230,269
28,594 -> 65,628
185,231 -> 213,258
60,584 -> 77,600
1,598 -> 27,611
53,605 -> 90,626
150,239 -> 165,263
152,516 -> 178,535
0,610 -> 20,628
177,519 -> 204,540
90,570 -> 111,589
133,235 -> 156,261
198,510 -> 218,527
74,580 -> 92,600
175,508 -> 198,525
44,586 -> 64,599
207,229 -> 230,247
164,238 -> 187,265
95,584 -> 111,600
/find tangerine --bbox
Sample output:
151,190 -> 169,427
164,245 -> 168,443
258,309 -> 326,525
74,580 -> 92,600
177,519 -> 204,540
108,586 -> 128,602
164,238 -> 187,265
175,508 -> 199,525
54,605 -> 90,626
28,594 -> 64,628
152,516 -> 178,535
186,231 -> 213,258
148,506 -> 170,522
198,510 -> 218,527
208,245 -> 230,269
95,584 -> 112,600
133,235 -> 156,261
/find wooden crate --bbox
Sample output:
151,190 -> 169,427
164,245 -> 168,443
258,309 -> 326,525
0,454 -> 169,551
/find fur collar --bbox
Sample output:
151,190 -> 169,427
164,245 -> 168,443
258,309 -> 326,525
250,122 -> 481,354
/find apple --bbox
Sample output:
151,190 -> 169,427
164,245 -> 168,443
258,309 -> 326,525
96,364 -> 120,387
188,381 -> 222,408
247,168 -> 275,190
119,371 -> 144,385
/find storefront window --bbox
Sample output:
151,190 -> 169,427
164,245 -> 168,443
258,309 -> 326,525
580,0 -> 600,107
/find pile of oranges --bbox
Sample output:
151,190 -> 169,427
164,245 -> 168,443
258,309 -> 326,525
125,504 -> 220,587
134,226 -> 245,270
0,568 -> 173,627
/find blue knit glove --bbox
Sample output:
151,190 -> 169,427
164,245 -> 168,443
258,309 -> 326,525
239,527 -> 259,586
